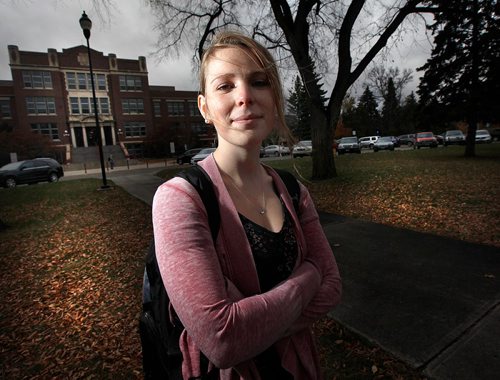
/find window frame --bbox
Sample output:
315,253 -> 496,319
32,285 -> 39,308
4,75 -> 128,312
30,122 -> 60,140
26,96 -> 56,115
22,70 -> 53,89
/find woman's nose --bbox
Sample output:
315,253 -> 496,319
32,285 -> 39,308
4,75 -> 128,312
236,83 -> 253,106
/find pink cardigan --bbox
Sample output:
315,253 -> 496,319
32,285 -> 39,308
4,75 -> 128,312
152,154 -> 342,379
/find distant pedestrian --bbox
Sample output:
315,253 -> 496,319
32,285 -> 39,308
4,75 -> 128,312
108,155 -> 114,170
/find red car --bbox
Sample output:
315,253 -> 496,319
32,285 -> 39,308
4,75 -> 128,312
414,132 -> 438,149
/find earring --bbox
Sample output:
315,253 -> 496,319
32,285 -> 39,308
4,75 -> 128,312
205,119 -> 211,124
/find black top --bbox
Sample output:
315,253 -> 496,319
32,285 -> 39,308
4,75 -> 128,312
239,200 -> 298,292
239,198 -> 297,379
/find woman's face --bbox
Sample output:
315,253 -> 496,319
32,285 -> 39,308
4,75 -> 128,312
198,47 -> 276,149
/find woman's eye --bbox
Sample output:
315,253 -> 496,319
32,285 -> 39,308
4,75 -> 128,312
253,79 -> 270,87
216,83 -> 233,91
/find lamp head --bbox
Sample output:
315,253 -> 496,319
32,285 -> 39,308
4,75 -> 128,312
79,11 -> 92,39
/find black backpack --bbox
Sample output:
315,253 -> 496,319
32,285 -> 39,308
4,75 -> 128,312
139,165 -> 300,380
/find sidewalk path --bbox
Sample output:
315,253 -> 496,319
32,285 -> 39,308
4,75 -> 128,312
69,167 -> 500,379
321,213 -> 500,380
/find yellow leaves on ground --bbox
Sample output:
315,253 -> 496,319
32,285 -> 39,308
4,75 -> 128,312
0,181 -> 152,379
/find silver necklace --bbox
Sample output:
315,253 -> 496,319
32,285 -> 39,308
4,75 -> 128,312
223,172 -> 266,215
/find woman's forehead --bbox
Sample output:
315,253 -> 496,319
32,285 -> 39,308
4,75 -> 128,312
205,47 -> 264,78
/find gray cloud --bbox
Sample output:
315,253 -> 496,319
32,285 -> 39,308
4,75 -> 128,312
0,0 -> 198,90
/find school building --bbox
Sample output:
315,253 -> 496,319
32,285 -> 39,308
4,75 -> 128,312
0,45 -> 213,165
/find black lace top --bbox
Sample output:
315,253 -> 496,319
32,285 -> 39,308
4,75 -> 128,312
239,200 -> 298,293
239,199 -> 297,379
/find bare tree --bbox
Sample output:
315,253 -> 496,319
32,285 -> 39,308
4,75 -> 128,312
148,0 -> 437,179
366,65 -> 413,103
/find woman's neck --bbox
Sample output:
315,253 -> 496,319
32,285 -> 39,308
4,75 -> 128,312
213,144 -> 264,184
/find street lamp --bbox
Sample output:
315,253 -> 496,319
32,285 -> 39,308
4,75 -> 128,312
79,11 -> 109,189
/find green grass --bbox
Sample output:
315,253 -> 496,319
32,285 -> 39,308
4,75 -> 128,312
156,144 -> 500,247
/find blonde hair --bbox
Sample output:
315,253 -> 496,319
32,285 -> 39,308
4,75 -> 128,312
199,31 -> 294,145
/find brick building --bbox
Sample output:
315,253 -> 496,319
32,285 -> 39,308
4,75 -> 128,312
0,45 -> 209,164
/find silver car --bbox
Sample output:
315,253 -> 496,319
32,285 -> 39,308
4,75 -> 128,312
475,129 -> 492,143
263,145 -> 290,157
292,140 -> 312,158
191,148 -> 216,165
443,130 -> 465,146
337,137 -> 361,154
373,136 -> 395,152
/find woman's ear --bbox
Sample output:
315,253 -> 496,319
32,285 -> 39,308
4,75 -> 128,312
198,94 -> 210,123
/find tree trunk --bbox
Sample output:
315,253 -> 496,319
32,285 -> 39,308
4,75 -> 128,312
311,105 -> 336,180
465,0 -> 479,158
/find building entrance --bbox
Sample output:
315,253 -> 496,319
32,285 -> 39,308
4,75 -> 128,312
71,124 -> 115,148
74,127 -> 84,147
87,127 -> 98,146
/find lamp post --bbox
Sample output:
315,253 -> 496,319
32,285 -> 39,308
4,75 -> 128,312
79,11 -> 109,189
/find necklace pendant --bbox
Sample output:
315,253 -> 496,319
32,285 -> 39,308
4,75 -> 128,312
259,209 -> 266,215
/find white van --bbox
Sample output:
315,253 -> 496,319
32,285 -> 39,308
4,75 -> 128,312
358,136 -> 379,149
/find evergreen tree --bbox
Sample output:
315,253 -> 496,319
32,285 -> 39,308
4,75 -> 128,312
287,75 -> 311,140
356,86 -> 381,136
381,78 -> 401,136
400,92 -> 419,134
418,0 -> 500,156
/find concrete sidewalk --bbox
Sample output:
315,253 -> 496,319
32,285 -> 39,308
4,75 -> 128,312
89,168 -> 499,379
321,213 -> 500,380
63,160 -> 173,177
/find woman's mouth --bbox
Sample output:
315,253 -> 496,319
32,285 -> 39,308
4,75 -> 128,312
232,114 -> 261,123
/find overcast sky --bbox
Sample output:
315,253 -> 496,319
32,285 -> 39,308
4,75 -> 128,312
0,0 -> 433,98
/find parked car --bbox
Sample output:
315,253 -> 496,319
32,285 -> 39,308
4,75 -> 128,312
373,136 -> 395,152
358,136 -> 379,149
259,146 -> 265,157
263,145 -> 290,157
176,148 -> 203,165
435,134 -> 444,145
490,128 -> 500,142
398,134 -> 415,147
0,158 -> 64,188
292,140 -> 312,158
443,130 -> 465,146
475,129 -> 492,143
415,132 -> 438,149
337,137 -> 361,154
389,135 -> 401,147
191,148 -> 216,165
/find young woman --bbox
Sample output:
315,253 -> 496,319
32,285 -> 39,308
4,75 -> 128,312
152,31 -> 342,379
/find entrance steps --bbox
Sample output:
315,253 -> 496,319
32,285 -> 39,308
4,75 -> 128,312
69,145 -> 126,170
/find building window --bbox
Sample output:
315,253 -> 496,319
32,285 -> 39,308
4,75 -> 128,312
0,99 -> 11,118
122,98 -> 145,114
191,122 -> 206,133
66,72 -> 106,90
22,71 -> 53,89
69,97 -> 110,115
99,98 -> 110,114
119,75 -> 142,91
188,101 -> 199,116
26,97 -> 56,115
167,101 -> 185,116
124,122 -> 146,137
70,97 -> 79,114
125,143 -> 144,158
31,123 -> 59,140
153,101 -> 161,117
96,74 -> 106,90
77,72 -> 87,90
66,72 -> 77,90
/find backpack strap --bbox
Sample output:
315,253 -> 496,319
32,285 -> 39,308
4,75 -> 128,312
274,168 -> 301,214
176,165 -> 220,242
